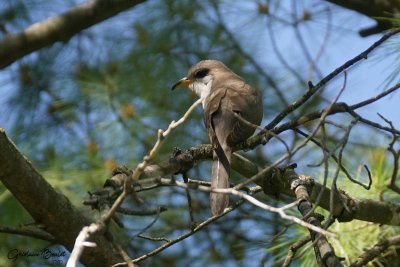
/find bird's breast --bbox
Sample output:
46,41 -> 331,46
189,80 -> 213,100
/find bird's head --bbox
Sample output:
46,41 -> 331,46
172,60 -> 232,99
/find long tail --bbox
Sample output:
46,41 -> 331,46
210,147 -> 231,216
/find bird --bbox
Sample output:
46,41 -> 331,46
172,60 -> 263,215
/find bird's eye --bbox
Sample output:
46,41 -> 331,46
193,68 -> 209,79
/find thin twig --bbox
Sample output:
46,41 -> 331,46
349,235 -> 400,267
117,206 -> 167,216
267,15 -> 305,84
351,83 -> 400,110
103,98 -> 203,224
234,72 -> 348,191
230,110 -> 290,153
208,1 -> 289,107
328,122 -> 354,219
307,7 -> 332,80
115,244 -> 136,267
294,73 -> 350,224
156,178 -> 335,238
282,236 -> 312,267
346,108 -> 400,136
0,225 -> 55,242
263,29 -> 400,131
135,208 -> 162,237
185,187 -> 195,228
112,199 -> 245,266
68,98 -> 203,265
291,0 -> 323,79
295,128 -> 356,182
137,234 -> 171,242
378,113 -> 400,194
292,176 -> 344,267
66,224 -> 98,267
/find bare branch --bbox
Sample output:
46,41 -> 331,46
282,236 -> 312,267
0,0 -> 146,69
112,199 -> 245,266
378,113 -> 400,194
66,224 -> 99,267
0,225 -> 55,242
206,0 -> 290,107
295,128 -> 364,187
235,71 -> 347,190
243,80 -> 400,152
291,0 -> 323,79
137,235 -> 171,243
103,98 -> 203,224
267,14 -> 305,84
72,98 -> 203,264
291,176 -> 344,266
111,144 -> 400,226
350,83 -> 400,110
350,235 -> 400,267
154,178 -> 335,238
250,28 -> 400,145
117,206 -> 167,216
0,129 -> 122,266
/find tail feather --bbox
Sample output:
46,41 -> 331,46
210,149 -> 231,216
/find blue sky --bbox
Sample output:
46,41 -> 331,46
221,1 -> 399,130
0,1 -> 398,132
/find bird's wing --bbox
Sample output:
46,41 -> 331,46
204,87 -> 233,216
203,84 -> 263,216
224,84 -> 263,145
203,87 -> 231,170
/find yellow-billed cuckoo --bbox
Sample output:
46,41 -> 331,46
172,60 -> 263,215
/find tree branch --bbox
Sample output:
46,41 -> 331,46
0,225 -> 55,242
260,29 -> 400,138
350,235 -> 400,267
291,176 -> 343,267
72,98 -> 203,264
0,128 -> 123,267
127,146 -> 400,226
112,199 -> 245,266
154,178 -> 334,238
282,236 -> 312,267
0,0 -> 146,69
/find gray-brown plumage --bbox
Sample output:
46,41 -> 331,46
172,60 -> 263,215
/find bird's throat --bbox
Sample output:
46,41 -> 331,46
189,79 -> 213,104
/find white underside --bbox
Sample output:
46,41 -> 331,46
189,76 -> 213,106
